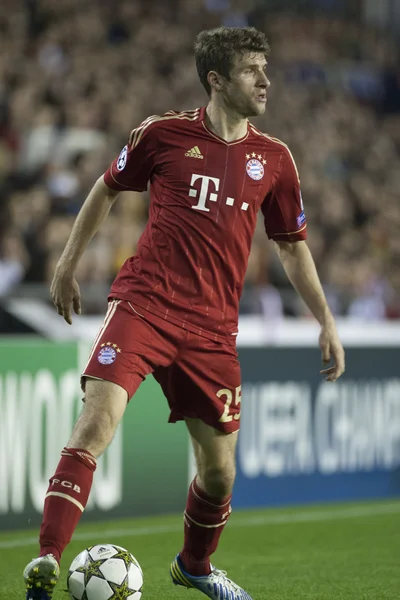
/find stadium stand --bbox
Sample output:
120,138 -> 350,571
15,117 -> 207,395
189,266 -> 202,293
0,0 -> 399,319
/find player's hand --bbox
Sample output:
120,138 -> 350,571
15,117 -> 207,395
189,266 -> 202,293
319,321 -> 345,382
50,269 -> 81,325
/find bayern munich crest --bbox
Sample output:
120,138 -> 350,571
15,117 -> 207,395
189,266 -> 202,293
97,342 -> 121,365
246,158 -> 265,181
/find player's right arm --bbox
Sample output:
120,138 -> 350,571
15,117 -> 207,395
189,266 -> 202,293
51,116 -> 160,324
51,177 -> 120,324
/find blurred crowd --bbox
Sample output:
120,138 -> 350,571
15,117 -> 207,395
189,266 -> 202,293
0,0 -> 400,319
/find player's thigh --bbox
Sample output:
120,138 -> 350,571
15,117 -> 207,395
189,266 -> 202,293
82,299 -> 178,400
154,337 -> 241,432
187,339 -> 242,433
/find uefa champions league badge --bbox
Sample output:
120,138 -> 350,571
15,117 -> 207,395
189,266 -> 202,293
246,157 -> 265,181
97,342 -> 121,365
117,145 -> 128,171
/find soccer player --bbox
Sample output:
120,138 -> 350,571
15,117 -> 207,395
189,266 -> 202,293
24,26 -> 345,600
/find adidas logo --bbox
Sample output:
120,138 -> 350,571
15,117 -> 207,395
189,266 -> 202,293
185,145 -> 203,159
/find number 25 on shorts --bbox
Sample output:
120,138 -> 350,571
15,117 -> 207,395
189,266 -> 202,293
217,385 -> 242,423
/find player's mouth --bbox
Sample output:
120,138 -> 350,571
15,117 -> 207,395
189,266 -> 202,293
255,93 -> 267,103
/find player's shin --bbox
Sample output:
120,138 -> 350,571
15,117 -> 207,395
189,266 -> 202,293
39,448 -> 97,563
179,477 -> 232,576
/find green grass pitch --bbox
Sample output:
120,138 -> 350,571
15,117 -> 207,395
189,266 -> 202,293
1,499 -> 399,599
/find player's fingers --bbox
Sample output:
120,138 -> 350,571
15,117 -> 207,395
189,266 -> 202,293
321,343 -> 331,364
64,313 -> 72,325
73,294 -> 81,315
326,374 -> 337,382
335,361 -> 345,380
333,347 -> 345,379
60,304 -> 72,325
326,362 -> 345,383
322,368 -> 337,382
320,366 -> 336,375
54,301 -> 64,317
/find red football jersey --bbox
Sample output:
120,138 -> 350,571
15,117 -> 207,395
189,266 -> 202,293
103,107 -> 307,343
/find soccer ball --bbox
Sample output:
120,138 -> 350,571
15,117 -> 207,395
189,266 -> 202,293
67,543 -> 143,600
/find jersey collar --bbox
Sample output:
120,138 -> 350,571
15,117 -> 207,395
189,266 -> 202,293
200,106 -> 250,146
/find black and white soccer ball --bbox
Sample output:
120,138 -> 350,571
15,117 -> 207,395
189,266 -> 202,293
67,543 -> 143,600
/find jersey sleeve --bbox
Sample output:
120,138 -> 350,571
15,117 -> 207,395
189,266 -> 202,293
103,117 -> 160,192
261,146 -> 307,242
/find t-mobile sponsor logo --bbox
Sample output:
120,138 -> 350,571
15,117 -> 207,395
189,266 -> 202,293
189,174 -> 219,212
51,478 -> 81,493
189,174 -> 249,212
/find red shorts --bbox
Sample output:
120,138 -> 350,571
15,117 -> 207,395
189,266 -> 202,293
82,300 -> 241,433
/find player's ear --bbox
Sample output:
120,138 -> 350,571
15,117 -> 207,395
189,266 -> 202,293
208,71 -> 223,92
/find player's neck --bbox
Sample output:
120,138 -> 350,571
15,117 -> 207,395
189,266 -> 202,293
205,102 -> 248,143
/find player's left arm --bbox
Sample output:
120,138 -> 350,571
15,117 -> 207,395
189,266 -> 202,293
274,239 -> 345,381
262,146 -> 345,382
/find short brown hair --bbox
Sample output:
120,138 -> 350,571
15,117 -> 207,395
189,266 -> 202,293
194,26 -> 270,96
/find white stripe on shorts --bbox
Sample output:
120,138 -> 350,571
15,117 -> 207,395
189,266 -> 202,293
82,299 -> 120,373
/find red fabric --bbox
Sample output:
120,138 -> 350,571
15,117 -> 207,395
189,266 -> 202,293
180,478 -> 232,576
261,144 -> 307,241
103,106 -> 306,344
39,448 -> 96,563
82,300 -> 241,432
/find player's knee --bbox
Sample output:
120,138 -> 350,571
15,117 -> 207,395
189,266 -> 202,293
200,464 -> 236,499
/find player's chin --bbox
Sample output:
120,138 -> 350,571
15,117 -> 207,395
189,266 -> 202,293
248,102 -> 266,117
251,96 -> 267,117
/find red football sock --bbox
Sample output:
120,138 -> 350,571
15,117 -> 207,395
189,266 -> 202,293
180,477 -> 232,576
39,448 -> 97,563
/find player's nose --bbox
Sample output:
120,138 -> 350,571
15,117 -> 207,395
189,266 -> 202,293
257,71 -> 270,88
